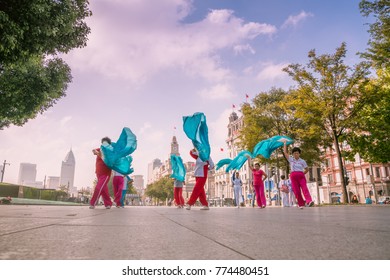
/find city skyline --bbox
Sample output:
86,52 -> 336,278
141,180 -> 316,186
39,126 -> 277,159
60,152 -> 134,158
0,0 -> 371,188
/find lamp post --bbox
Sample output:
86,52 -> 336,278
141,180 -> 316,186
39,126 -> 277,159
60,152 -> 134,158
1,160 -> 11,183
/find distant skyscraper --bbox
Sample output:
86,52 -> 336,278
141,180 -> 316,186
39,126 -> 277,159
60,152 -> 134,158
18,163 -> 37,185
60,149 -> 75,189
46,176 -> 60,189
132,175 -> 144,195
147,158 -> 162,184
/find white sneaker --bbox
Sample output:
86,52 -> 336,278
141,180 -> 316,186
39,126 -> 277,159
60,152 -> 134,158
105,206 -> 111,209
89,206 -> 95,209
185,204 -> 191,210
200,206 -> 209,210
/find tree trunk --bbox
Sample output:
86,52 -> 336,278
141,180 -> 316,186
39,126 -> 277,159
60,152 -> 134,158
333,134 -> 348,203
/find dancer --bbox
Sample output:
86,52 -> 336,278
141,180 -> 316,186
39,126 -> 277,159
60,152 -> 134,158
232,171 -> 243,208
250,160 -> 267,208
186,148 -> 214,210
120,176 -> 131,207
112,171 -> 125,207
90,137 -> 113,209
174,179 -> 185,208
282,140 -> 314,209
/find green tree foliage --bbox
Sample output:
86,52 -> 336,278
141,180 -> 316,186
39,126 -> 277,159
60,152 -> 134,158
343,71 -> 390,163
145,176 -> 174,204
0,55 -> 71,128
0,0 -> 92,64
0,0 -> 92,129
283,43 -> 371,202
239,88 -> 322,170
359,0 -> 390,68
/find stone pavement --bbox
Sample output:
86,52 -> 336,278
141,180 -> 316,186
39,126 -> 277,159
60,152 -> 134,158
0,204 -> 389,260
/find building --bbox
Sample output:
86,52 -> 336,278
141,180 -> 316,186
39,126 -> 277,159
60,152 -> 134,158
46,176 -> 60,189
60,149 -> 75,189
320,146 -> 390,203
18,163 -> 37,186
147,158 -> 162,184
132,174 -> 145,195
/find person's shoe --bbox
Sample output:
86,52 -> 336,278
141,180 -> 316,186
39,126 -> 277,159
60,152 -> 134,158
299,206 -> 304,209
261,205 -> 266,208
308,201 -> 315,207
200,206 -> 209,210
185,204 -> 191,210
89,206 -> 95,209
105,206 -> 111,209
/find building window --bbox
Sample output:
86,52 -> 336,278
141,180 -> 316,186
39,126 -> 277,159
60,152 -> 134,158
316,168 -> 322,182
366,168 -> 370,175
385,167 -> 389,177
327,174 -> 333,184
375,167 -> 380,178
309,168 -> 315,182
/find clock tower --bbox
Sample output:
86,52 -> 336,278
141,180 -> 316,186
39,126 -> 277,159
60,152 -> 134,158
171,136 -> 180,156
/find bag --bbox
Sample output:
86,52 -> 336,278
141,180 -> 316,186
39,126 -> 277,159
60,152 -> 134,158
281,184 -> 289,193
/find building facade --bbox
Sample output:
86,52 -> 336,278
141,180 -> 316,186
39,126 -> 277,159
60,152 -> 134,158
18,163 -> 37,186
60,149 -> 75,189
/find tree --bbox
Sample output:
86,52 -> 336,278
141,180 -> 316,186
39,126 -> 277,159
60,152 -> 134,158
283,43 -> 371,203
359,0 -> 390,69
343,71 -> 390,163
0,0 -> 92,129
0,55 -> 71,128
145,176 -> 174,205
239,88 -> 322,170
0,0 -> 92,64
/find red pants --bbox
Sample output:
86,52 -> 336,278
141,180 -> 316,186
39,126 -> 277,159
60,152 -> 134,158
254,183 -> 266,207
174,187 -> 185,206
113,176 -> 124,206
90,174 -> 112,207
187,176 -> 208,206
290,171 -> 312,207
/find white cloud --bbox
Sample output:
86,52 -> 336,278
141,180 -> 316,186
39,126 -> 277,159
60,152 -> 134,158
234,44 -> 255,55
208,109 -> 234,162
256,62 -> 290,81
198,84 -> 235,100
65,1 -> 277,85
282,11 -> 313,28
60,116 -> 72,126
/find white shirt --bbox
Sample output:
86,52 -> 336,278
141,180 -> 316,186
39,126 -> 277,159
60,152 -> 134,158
288,156 -> 308,172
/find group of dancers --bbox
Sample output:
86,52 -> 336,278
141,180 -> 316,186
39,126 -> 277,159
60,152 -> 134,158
173,140 -> 315,210
89,136 -> 314,210
89,137 -> 129,209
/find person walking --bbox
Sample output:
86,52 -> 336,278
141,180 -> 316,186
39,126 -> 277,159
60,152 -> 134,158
282,140 -> 314,209
279,175 -> 291,207
250,160 -> 267,208
232,171 -> 243,208
90,137 -> 113,209
186,148 -> 214,210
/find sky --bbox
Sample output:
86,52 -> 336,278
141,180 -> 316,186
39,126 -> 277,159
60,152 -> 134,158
0,0 -> 372,189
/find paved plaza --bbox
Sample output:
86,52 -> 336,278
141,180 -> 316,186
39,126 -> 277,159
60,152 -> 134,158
0,204 -> 389,260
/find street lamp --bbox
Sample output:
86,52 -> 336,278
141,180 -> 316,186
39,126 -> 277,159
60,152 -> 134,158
1,160 -> 11,183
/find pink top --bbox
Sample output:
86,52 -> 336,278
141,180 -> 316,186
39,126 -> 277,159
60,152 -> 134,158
252,169 -> 265,186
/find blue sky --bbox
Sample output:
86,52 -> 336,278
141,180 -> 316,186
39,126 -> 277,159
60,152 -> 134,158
0,0 -> 371,189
